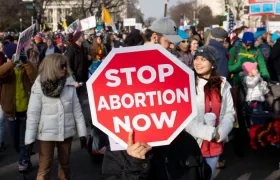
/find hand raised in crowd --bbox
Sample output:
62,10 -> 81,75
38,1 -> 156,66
20,54 -> 28,64
9,54 -> 20,65
126,130 -> 152,160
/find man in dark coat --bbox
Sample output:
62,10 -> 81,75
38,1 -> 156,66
65,31 -> 90,84
64,30 -> 91,125
101,131 -> 211,180
270,32 -> 280,81
208,27 -> 229,78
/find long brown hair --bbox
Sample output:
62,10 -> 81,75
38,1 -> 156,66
91,37 -> 104,61
189,37 -> 198,52
195,69 -> 222,99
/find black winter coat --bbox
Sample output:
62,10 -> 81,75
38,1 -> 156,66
208,39 -> 229,78
64,43 -> 91,82
270,39 -> 280,76
101,132 -> 211,180
36,42 -> 47,62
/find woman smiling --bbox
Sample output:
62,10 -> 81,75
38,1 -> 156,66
185,46 -> 235,179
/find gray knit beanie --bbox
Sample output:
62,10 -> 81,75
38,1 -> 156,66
194,46 -> 218,69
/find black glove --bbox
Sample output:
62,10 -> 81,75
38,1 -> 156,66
80,136 -> 87,149
20,54 -> 28,64
263,77 -> 272,85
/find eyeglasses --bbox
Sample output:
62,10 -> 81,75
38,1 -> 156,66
60,63 -> 67,69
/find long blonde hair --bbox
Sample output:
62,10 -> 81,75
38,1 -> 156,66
39,54 -> 70,82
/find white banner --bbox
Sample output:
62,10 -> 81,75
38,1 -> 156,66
123,18 -> 136,26
80,16 -> 97,31
15,24 -> 36,61
267,21 -> 280,33
135,23 -> 142,30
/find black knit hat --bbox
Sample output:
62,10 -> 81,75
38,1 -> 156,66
194,46 -> 218,69
124,29 -> 144,47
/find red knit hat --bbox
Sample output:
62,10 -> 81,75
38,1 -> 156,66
34,34 -> 43,42
73,31 -> 83,42
242,62 -> 258,74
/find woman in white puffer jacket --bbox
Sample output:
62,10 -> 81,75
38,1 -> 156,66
25,53 -> 87,180
185,46 -> 235,180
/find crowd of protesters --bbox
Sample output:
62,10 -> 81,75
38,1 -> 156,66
0,16 -> 279,180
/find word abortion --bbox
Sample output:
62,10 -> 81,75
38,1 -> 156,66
97,88 -> 189,111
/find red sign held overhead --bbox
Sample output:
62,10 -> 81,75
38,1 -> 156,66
86,45 -> 197,149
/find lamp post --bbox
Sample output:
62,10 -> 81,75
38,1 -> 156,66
164,0 -> 169,17
193,0 -> 197,26
20,18 -> 23,31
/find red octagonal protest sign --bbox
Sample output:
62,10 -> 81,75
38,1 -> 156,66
86,45 -> 197,149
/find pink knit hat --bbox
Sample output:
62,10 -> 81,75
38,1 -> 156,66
242,62 -> 258,74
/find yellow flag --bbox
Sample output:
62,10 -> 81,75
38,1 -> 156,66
63,21 -> 68,30
102,5 -> 112,25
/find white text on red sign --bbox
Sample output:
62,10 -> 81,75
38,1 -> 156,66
97,64 -> 190,132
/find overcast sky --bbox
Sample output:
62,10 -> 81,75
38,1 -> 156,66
139,0 -> 189,19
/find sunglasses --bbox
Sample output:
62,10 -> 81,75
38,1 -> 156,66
181,40 -> 189,43
60,63 -> 67,69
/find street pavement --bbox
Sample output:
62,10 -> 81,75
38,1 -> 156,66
1,124 -> 280,180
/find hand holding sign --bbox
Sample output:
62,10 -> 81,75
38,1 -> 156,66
126,130 -> 151,159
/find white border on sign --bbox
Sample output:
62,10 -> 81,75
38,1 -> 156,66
86,44 -> 197,149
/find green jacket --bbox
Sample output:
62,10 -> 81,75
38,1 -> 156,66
228,44 -> 270,85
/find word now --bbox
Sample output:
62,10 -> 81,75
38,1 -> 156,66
98,88 -> 189,111
113,111 -> 177,132
105,64 -> 174,87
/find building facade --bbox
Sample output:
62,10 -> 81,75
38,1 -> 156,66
43,0 -> 128,31
197,0 -> 261,27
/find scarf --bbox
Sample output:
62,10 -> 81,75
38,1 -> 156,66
96,45 -> 103,60
41,77 -> 66,98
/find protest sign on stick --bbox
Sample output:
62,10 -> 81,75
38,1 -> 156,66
80,16 -> 97,31
67,19 -> 82,33
15,24 -> 36,61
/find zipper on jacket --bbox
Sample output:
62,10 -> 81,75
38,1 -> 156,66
164,157 -> 172,180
